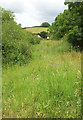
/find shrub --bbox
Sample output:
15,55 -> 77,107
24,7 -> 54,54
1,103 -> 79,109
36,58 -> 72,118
26,32 -> 41,45
39,31 -> 48,38
2,20 -> 32,65
67,26 -> 81,49
2,8 -> 41,65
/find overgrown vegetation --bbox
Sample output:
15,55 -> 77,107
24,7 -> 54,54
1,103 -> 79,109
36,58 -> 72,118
2,8 -> 41,65
2,40 -> 81,118
2,2 -> 82,118
49,2 -> 83,50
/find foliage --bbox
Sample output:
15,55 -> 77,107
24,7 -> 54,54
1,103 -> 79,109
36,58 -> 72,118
2,8 -> 15,22
41,22 -> 50,27
49,2 -> 83,50
2,8 -> 41,65
39,31 -> 48,38
2,20 -> 32,65
67,26 -> 81,47
27,32 -> 41,44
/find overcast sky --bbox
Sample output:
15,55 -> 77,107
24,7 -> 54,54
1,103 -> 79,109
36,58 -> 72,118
0,0 -> 68,27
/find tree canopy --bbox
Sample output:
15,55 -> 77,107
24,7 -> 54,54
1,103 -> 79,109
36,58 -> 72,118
49,2 -> 83,50
41,22 -> 50,27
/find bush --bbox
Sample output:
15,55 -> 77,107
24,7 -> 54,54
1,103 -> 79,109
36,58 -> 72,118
26,32 -> 41,45
2,20 -> 32,65
67,26 -> 81,49
2,8 -> 41,65
39,31 -> 48,38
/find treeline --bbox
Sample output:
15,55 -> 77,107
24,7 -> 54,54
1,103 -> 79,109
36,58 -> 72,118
2,8 -> 41,65
49,2 -> 83,50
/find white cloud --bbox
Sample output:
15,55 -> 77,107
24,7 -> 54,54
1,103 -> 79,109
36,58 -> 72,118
0,0 -> 68,27
0,0 -> 25,13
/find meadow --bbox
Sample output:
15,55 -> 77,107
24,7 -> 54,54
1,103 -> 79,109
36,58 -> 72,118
2,39 -> 81,118
25,27 -> 48,33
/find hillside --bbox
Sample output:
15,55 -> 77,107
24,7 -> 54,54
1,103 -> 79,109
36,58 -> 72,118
25,27 -> 48,34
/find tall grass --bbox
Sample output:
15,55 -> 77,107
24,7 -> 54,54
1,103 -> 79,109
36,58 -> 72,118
2,40 -> 81,118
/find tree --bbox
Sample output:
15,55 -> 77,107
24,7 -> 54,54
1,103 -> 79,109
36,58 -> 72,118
49,1 -> 83,50
41,22 -> 50,27
2,8 -> 15,22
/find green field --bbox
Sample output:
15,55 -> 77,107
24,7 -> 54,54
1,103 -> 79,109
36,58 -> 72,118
2,39 -> 81,118
25,27 -> 48,33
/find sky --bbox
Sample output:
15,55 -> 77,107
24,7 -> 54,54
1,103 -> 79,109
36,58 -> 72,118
0,0 -> 68,27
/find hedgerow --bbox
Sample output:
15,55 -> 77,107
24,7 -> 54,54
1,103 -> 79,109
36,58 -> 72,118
2,8 -> 41,65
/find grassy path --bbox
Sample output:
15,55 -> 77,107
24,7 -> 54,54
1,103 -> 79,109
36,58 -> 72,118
2,40 -> 81,118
